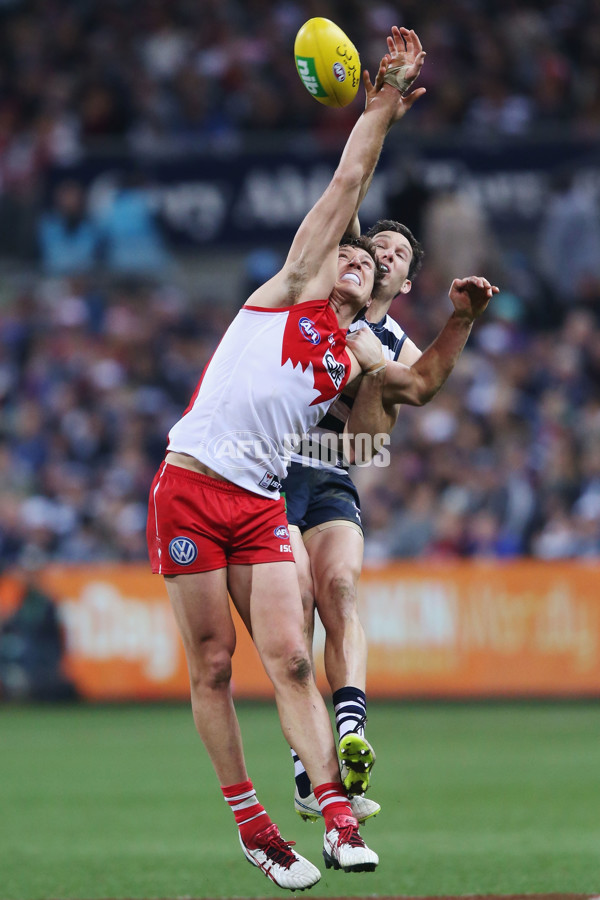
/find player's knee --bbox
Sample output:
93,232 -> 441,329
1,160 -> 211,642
268,645 -> 312,686
189,647 -> 233,692
287,652 -> 313,685
327,572 -> 358,606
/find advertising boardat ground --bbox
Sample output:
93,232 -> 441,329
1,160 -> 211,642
1,561 -> 598,701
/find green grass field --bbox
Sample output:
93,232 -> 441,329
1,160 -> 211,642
0,701 -> 599,899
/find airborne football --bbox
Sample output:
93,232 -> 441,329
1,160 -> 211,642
294,17 -> 361,107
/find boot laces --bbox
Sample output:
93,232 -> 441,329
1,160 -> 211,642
353,714 -> 368,733
337,821 -> 366,849
260,825 -> 297,869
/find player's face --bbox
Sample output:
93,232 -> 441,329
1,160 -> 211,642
370,231 -> 413,298
335,245 -> 376,308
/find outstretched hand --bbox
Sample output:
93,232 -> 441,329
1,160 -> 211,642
364,26 -> 426,117
346,323 -> 387,373
449,276 -> 500,320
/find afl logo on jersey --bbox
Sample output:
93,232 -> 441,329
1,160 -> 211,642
299,317 -> 321,345
274,525 -> 290,539
169,536 -> 198,566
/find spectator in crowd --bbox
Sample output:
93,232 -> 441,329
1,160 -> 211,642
421,187 -> 504,290
0,554 -> 77,701
536,169 -> 600,319
38,179 -> 100,274
95,170 -> 172,275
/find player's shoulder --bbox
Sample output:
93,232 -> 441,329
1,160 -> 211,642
380,313 -> 406,340
367,313 -> 407,362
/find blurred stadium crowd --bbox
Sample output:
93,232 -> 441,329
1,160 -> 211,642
1,0 -> 600,567
1,0 -> 600,164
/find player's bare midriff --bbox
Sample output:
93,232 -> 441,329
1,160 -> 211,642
165,451 -> 227,482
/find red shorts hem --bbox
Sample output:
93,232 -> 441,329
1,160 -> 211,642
149,552 -> 295,575
147,462 -> 295,573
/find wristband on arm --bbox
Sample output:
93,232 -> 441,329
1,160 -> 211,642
363,358 -> 387,375
383,64 -> 414,94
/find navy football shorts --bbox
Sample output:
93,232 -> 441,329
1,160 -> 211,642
281,461 -> 363,534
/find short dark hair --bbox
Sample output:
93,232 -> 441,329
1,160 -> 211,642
339,233 -> 385,289
366,219 -> 424,280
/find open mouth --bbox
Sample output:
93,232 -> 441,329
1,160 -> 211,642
341,272 -> 361,285
379,264 -> 390,274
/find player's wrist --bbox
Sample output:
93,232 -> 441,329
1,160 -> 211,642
451,309 -> 476,325
363,357 -> 387,375
383,64 -> 413,94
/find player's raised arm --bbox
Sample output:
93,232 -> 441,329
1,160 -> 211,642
346,27 -> 426,238
246,28 -> 426,310
382,276 -> 499,406
297,26 -> 426,261
348,276 -> 499,408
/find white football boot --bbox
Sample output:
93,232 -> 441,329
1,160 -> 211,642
322,814 -> 379,873
239,823 -> 321,891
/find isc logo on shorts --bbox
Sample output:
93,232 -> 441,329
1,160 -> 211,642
169,536 -> 198,566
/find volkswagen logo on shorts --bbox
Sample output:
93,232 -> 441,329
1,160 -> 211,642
207,431 -> 278,469
169,536 -> 198,566
299,317 -> 321,345
274,525 -> 290,539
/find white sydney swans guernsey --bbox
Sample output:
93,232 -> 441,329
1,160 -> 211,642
167,299 -> 352,497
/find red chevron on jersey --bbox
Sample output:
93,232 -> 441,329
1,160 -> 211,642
281,300 -> 351,405
167,298 -> 353,498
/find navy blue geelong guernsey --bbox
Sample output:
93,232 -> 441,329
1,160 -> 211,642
289,312 -> 407,469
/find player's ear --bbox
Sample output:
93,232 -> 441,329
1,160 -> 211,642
400,279 -> 412,294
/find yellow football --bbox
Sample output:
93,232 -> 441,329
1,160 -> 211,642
294,17 -> 361,108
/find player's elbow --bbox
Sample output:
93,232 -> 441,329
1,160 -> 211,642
411,383 -> 439,407
411,389 -> 431,407
406,370 -> 439,407
385,379 -> 434,408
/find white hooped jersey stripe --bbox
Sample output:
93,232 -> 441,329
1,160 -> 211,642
167,299 -> 351,498
290,312 -> 407,469
367,313 -> 408,362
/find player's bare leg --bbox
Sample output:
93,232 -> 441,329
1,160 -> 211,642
166,568 -> 246,784
289,526 -> 317,659
229,560 -> 378,872
228,560 -> 341,788
306,524 -> 366,693
166,569 -> 321,890
307,525 -> 377,797
286,529 -> 320,814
